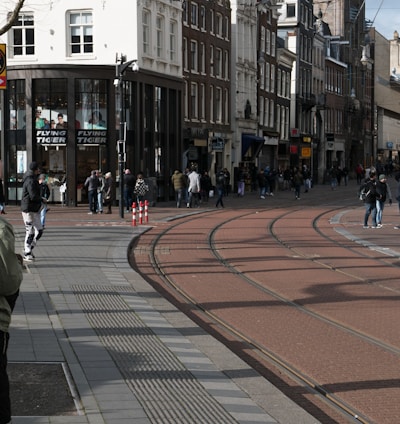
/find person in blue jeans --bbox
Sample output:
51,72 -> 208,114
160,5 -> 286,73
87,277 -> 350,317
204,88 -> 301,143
375,174 -> 392,228
360,171 -> 377,228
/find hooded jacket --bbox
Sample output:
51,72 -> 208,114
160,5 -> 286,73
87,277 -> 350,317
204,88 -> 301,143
0,217 -> 23,332
20,170 -> 42,213
171,170 -> 186,190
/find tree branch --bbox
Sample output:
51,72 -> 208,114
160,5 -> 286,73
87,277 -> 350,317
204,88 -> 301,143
0,0 -> 26,36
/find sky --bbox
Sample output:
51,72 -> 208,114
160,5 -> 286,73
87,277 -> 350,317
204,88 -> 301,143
365,0 -> 400,40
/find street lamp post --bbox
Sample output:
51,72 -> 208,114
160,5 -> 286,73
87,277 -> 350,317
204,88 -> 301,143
114,53 -> 139,218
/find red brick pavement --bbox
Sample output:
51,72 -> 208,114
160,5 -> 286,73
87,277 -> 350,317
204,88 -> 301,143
129,189 -> 400,424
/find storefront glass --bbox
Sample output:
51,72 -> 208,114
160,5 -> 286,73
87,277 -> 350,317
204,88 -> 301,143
7,80 -> 26,201
33,79 -> 68,200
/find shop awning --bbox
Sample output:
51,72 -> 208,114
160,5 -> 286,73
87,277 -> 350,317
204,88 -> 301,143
242,134 -> 265,159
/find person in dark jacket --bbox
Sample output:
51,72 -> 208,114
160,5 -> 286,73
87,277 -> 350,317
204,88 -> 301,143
84,170 -> 99,214
375,174 -> 392,228
20,161 -> 43,261
360,171 -> 378,228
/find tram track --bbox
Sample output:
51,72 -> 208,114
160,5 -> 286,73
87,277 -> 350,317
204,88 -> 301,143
131,205 -> 400,424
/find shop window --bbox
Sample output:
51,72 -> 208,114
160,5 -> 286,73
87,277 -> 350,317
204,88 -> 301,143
34,79 -> 68,129
8,80 -> 26,130
68,10 -> 93,55
75,79 -> 108,130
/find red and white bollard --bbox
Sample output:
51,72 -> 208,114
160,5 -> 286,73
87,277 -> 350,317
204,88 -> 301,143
131,202 -> 137,226
139,201 -> 143,224
144,200 -> 149,223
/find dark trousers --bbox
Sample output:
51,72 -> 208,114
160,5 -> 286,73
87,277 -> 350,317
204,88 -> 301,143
88,189 -> 97,213
0,331 -> 11,424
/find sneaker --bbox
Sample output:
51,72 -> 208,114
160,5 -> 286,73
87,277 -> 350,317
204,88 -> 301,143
371,226 -> 377,229
23,254 -> 34,262
376,223 -> 383,228
260,196 -> 265,199
87,211 -> 93,215
363,225 -> 369,229
394,226 -> 400,230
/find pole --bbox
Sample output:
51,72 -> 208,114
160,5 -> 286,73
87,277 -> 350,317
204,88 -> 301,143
117,57 -> 125,219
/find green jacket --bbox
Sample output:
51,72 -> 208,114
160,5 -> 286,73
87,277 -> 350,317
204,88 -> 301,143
0,217 -> 23,333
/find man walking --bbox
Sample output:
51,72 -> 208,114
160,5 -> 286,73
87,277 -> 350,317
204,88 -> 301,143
84,170 -> 99,214
21,161 -> 44,261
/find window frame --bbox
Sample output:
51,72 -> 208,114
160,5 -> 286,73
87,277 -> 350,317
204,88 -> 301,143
68,10 -> 93,56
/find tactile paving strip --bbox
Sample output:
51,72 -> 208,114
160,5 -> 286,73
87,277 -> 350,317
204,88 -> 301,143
73,285 -> 240,423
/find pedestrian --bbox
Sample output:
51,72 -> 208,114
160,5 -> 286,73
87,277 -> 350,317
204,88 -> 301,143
0,216 -> 23,424
359,171 -> 377,228
96,171 -> 105,214
355,163 -> 364,185
171,169 -> 186,208
103,172 -> 113,214
21,161 -> 44,261
84,170 -> 99,214
375,174 -> 392,228
257,169 -> 267,199
293,168 -> 304,200
187,167 -> 201,208
223,168 -> 231,196
200,171 -> 212,203
134,173 -> 149,206
0,178 -> 6,215
237,167 -> 246,197
215,169 -> 225,208
123,169 -> 136,211
329,166 -> 338,190
38,173 -> 50,228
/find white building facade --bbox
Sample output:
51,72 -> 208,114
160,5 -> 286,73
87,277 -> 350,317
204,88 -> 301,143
0,0 -> 183,205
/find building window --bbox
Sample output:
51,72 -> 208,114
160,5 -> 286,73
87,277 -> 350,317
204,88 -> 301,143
216,13 -> 223,37
156,15 -> 164,58
190,82 -> 198,119
191,2 -> 198,27
200,6 -> 206,30
190,40 -> 198,72
287,4 -> 296,18
200,83 -> 205,120
169,20 -> 177,62
183,38 -> 188,71
10,13 -> 35,56
210,45 -> 214,77
200,42 -> 205,73
215,48 -> 222,77
224,88 -> 229,124
143,10 -> 150,55
210,85 -> 214,122
216,87 -> 222,123
68,11 -> 93,55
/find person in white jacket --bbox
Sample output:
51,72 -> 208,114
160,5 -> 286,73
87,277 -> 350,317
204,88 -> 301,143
187,167 -> 201,208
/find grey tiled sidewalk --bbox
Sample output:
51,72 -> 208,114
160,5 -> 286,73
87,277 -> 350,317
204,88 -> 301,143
7,215 -> 319,424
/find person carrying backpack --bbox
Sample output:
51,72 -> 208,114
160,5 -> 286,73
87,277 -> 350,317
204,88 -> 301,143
359,171 -> 378,228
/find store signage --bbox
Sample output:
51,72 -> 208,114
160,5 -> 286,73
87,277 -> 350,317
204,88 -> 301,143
36,129 -> 67,144
0,44 -> 6,90
301,147 -> 311,158
76,130 -> 107,144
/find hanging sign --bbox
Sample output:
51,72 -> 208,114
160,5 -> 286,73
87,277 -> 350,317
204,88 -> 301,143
0,44 -> 6,90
